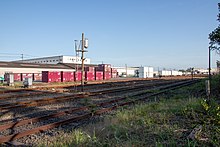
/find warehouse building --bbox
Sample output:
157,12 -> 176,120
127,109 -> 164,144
0,61 -> 76,79
16,55 -> 91,65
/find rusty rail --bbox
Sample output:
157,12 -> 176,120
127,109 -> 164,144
0,80 -> 179,110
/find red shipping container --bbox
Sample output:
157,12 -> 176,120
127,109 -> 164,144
13,73 -> 21,81
85,67 -> 95,72
21,73 -> 33,81
95,71 -> 103,80
96,64 -> 111,72
75,71 -> 84,81
33,73 -> 42,81
85,71 -> 95,81
61,71 -> 74,82
42,71 -> 61,83
103,71 -> 111,80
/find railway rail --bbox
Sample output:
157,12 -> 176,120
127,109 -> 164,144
0,79 -> 199,145
0,80 -> 182,111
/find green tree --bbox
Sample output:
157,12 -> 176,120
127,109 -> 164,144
209,3 -> 220,51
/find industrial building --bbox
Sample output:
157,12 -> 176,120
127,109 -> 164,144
113,66 -> 154,78
0,61 -> 76,80
139,67 -> 154,78
113,67 -> 139,77
16,55 -> 91,65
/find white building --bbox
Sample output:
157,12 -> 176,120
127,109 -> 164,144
16,55 -> 91,65
113,67 -> 139,77
139,67 -> 154,78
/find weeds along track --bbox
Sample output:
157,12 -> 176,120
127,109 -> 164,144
0,79 -> 199,145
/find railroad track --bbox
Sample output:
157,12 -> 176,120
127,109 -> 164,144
0,80 -> 182,110
0,79 -> 199,145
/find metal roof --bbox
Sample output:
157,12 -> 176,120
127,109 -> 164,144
0,61 -> 74,69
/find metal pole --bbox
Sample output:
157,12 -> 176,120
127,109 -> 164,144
81,33 -> 85,92
208,46 -> 211,99
209,46 -> 211,82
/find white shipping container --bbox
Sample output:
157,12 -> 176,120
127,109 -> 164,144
160,70 -> 172,76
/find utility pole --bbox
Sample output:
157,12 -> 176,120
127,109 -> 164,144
81,33 -> 85,92
207,46 -> 211,100
75,33 -> 88,92
191,67 -> 194,80
21,54 -> 24,61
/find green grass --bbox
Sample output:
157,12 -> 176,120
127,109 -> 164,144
39,76 -> 220,147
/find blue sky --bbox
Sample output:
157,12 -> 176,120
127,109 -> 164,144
0,0 -> 219,69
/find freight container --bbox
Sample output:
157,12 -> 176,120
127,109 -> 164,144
103,71 -> 111,80
33,73 -> 42,81
13,73 -> 21,81
159,70 -> 172,76
61,71 -> 74,82
21,73 -> 33,81
84,67 -> 95,72
85,71 -> 95,81
95,71 -> 103,80
96,64 -> 111,72
42,71 -> 61,83
75,71 -> 84,81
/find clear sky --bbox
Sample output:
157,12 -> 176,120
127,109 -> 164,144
0,0 -> 219,69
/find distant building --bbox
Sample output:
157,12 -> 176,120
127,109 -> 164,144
139,67 -> 154,78
113,67 -> 139,77
16,55 -> 91,65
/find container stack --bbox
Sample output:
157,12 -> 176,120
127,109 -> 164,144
85,66 -> 95,81
61,71 -> 74,82
96,64 -> 111,80
42,71 -> 61,83
95,71 -> 103,80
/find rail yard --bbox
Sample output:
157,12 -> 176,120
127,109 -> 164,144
0,76 -> 201,146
